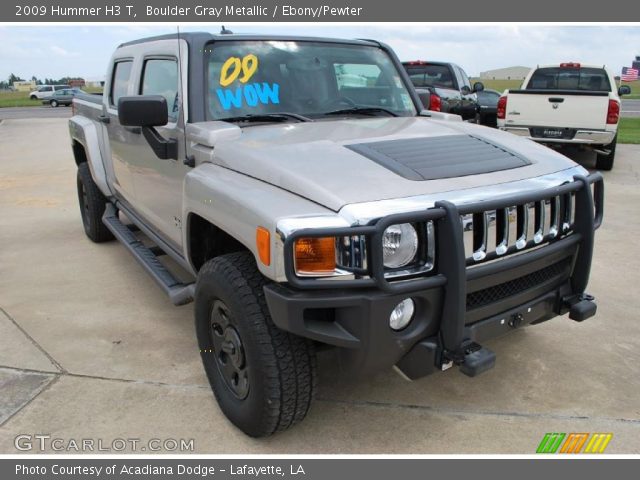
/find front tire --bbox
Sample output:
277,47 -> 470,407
595,135 -> 616,171
195,252 -> 317,437
50,99 -> 58,107
76,163 -> 114,243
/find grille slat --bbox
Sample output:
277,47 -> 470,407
462,192 -> 576,264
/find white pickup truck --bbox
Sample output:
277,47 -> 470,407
497,63 -> 631,170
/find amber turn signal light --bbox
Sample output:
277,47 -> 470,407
256,227 -> 271,266
294,237 -> 336,274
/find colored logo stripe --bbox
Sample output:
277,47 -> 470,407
536,433 -> 566,453
560,433 -> 589,453
537,433 -> 613,453
584,433 -> 613,454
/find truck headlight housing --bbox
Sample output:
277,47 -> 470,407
382,223 -> 418,269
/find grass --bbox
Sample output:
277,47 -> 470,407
619,79 -> 640,99
618,118 -> 640,144
0,91 -> 41,107
0,86 -> 104,108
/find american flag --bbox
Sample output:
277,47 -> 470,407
621,66 -> 639,82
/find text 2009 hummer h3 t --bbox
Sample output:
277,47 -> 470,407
69,33 -> 604,437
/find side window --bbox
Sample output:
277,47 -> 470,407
455,67 -> 471,89
110,61 -> 133,107
457,67 -> 471,89
140,58 -> 179,122
41,86 -> 52,92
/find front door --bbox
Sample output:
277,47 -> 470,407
127,56 -> 188,250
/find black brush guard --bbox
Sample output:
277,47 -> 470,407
278,173 -> 604,377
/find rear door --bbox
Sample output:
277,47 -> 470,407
505,67 -> 611,130
104,59 -> 137,204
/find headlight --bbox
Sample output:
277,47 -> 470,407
382,223 -> 418,269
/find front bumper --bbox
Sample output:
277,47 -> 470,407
265,173 -> 604,378
500,126 -> 616,146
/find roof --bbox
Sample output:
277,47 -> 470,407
118,32 -> 380,49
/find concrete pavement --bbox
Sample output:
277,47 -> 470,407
0,107 -> 72,120
0,118 -> 639,453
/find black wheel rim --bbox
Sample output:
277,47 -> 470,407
208,300 -> 249,400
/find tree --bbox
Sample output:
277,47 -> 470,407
8,73 -> 25,84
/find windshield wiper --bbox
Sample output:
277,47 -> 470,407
219,112 -> 313,124
322,107 -> 399,118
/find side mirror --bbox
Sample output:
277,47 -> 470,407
473,81 -> 485,93
460,85 -> 471,95
417,91 -> 431,108
118,95 -> 168,127
618,85 -> 631,96
117,96 -> 177,160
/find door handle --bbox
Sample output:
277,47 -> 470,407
98,115 -> 110,124
548,98 -> 564,103
124,126 -> 142,134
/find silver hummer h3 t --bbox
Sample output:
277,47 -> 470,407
68,32 -> 604,437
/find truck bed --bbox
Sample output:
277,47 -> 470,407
73,92 -> 103,119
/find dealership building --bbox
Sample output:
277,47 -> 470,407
12,80 -> 36,92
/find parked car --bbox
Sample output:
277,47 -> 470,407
43,88 -> 82,107
477,89 -> 502,127
497,63 -> 630,170
402,60 -> 484,121
29,84 -> 71,100
69,33 -> 603,437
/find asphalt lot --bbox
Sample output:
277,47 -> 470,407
0,118 -> 639,454
621,99 -> 640,117
0,106 -> 72,120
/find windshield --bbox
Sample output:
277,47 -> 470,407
526,67 -> 611,91
205,41 -> 417,121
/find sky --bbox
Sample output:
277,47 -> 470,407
1,24 -> 639,81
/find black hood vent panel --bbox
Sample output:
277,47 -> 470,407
346,134 -> 531,181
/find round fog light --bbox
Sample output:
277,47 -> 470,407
389,298 -> 415,331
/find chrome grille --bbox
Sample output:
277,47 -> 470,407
461,192 -> 575,263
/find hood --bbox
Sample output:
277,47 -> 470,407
209,116 -> 578,212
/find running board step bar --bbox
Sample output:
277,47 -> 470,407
102,204 -> 194,305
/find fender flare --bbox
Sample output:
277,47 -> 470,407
68,115 -> 112,196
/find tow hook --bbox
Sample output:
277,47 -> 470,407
509,313 -> 524,328
445,342 -> 496,378
564,293 -> 597,322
